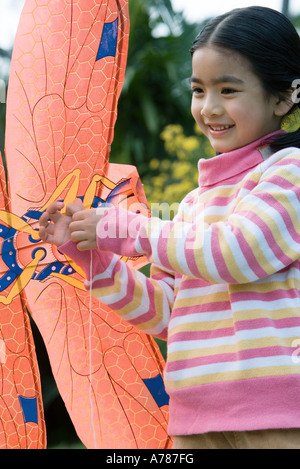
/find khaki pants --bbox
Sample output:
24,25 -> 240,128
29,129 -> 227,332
173,428 -> 300,449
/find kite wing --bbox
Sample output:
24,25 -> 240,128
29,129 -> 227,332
0,156 -> 45,449
3,0 -> 171,449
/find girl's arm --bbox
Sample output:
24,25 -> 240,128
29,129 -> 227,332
97,151 -> 300,284
60,240 -> 174,340
39,200 -> 174,339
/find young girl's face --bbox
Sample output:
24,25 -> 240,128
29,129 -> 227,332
191,46 -> 283,153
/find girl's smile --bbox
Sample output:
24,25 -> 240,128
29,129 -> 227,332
191,46 -> 286,153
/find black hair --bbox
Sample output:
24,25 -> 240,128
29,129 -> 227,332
190,6 -> 300,151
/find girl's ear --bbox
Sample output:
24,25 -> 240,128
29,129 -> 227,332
274,89 -> 295,117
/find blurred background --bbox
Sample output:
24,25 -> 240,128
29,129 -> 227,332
0,0 -> 299,448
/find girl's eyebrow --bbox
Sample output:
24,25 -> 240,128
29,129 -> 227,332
190,75 -> 245,85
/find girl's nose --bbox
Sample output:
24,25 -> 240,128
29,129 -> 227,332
201,95 -> 223,118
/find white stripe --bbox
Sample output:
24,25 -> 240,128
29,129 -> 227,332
121,271 -> 172,325
203,205 -> 230,216
97,261 -> 128,305
245,193 -> 299,253
233,297 -> 300,311
176,283 -> 227,300
169,310 -> 232,329
150,219 -> 164,264
235,215 -> 286,271
261,147 -> 298,172
85,255 -> 118,284
168,334 -> 237,353
168,326 -> 300,353
174,224 -> 193,276
202,228 -> 225,283
165,355 -> 299,381
222,223 -> 259,282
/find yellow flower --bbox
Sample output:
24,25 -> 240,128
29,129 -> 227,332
182,136 -> 200,152
149,158 -> 160,170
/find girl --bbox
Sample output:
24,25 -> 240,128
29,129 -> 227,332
39,7 -> 300,449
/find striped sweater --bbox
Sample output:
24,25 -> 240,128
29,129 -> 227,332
61,134 -> 300,435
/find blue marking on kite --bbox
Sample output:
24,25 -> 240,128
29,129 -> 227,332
0,226 -> 22,292
18,396 -> 38,424
96,18 -> 118,60
143,374 -> 169,408
34,261 -> 65,281
25,210 -> 41,220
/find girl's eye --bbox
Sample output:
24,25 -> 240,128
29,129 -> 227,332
222,88 -> 237,95
192,88 -> 204,95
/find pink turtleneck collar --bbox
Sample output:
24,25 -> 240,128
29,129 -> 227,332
198,130 -> 285,187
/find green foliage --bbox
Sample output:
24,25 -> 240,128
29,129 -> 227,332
143,124 -> 214,206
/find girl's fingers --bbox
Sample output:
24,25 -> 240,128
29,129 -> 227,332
46,202 -> 64,223
70,230 -> 86,243
39,226 -> 52,243
65,199 -> 85,217
76,240 -> 96,251
39,201 -> 64,226
69,220 -> 84,233
39,210 -> 50,228
76,241 -> 89,251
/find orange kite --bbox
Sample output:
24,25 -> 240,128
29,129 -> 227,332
0,0 -> 171,449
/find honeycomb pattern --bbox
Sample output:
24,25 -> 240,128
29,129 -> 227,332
0,158 -> 46,449
2,0 -> 171,449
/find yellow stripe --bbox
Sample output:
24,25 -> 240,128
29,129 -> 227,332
230,217 -> 276,274
192,227 -> 217,284
168,336 -> 299,362
175,290 -> 229,309
215,226 -> 249,283
233,307 -> 300,322
168,318 -> 233,336
165,364 -> 300,389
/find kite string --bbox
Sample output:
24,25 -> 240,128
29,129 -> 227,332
89,249 -> 97,449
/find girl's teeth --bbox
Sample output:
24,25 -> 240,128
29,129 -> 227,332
211,125 -> 231,131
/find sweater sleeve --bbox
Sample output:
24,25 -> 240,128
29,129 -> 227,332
98,151 -> 300,284
59,240 -> 174,339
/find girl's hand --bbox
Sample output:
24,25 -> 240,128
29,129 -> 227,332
39,199 -> 84,246
69,206 -> 107,251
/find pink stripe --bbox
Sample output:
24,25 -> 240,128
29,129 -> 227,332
156,223 -> 175,271
268,174 -> 297,192
231,288 -> 300,302
106,268 -> 136,310
276,157 -> 300,167
91,261 -> 122,290
167,346 -> 294,371
168,317 -> 300,345
112,271 -> 166,330
256,192 -> 300,243
205,194 -> 236,207
211,225 -> 238,283
242,178 -> 257,191
239,209 -> 292,266
233,225 -> 268,278
179,277 -> 212,289
235,316 -> 300,331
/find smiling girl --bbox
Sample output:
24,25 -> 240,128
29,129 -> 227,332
40,7 -> 300,448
